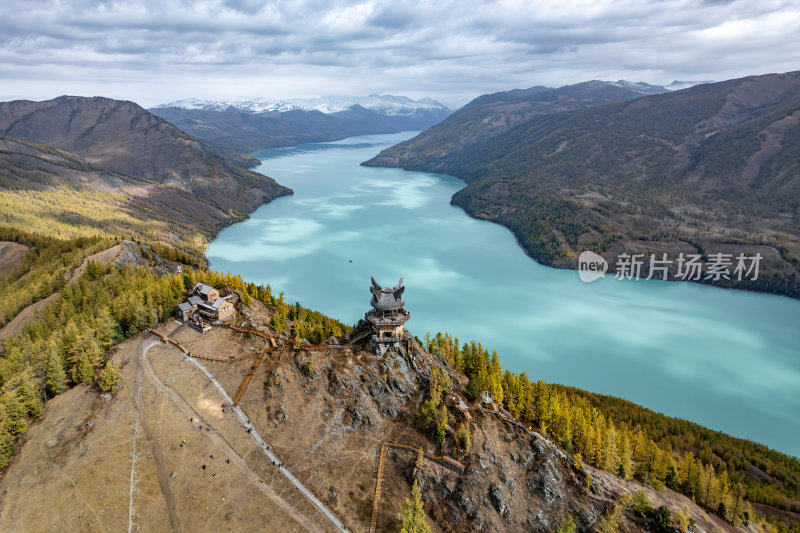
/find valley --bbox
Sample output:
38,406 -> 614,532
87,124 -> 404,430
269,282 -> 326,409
206,133 -> 800,460
151,95 -> 451,152
0,86 -> 798,533
3,1 -> 800,531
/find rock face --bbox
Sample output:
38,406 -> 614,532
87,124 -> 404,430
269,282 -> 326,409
248,338 -> 623,531
417,414 -> 610,532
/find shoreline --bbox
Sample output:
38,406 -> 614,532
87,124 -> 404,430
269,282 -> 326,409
203,134 -> 800,459
365,159 -> 800,302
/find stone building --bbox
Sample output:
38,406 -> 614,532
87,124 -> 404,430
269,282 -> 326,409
366,277 -> 410,355
176,283 -> 234,323
196,297 -> 234,322
193,283 -> 219,302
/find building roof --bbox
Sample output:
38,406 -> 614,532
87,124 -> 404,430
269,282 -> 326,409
199,296 -> 231,312
369,276 -> 405,310
177,302 -> 193,312
193,283 -> 215,296
187,295 -> 204,306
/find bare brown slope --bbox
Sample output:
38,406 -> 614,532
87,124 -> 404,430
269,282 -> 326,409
150,306 -> 764,532
0,96 -> 291,214
0,332 -> 332,533
0,242 -> 28,276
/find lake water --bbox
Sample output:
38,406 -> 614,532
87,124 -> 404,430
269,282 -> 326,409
207,132 -> 800,457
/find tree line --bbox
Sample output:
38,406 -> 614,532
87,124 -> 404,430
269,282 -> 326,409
423,331 -> 799,532
0,256 -> 351,470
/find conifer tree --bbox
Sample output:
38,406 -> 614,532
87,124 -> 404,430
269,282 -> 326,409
71,347 -> 96,384
435,405 -> 448,445
2,393 -> 28,436
17,370 -> 42,418
631,490 -> 651,517
429,366 -> 445,406
464,377 -> 480,402
414,446 -> 424,478
699,463 -> 716,507
730,483 -> 744,526
573,453 -> 584,470
98,361 -> 121,393
554,515 -> 576,533
0,410 -> 15,469
45,351 -> 67,397
595,501 -> 624,533
94,306 -> 121,350
398,481 -> 430,533
456,422 -> 471,453
617,431 -> 632,480
61,319 -> 80,361
420,400 -> 437,430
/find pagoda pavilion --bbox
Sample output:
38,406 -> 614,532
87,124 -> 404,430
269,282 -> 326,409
366,277 -> 410,354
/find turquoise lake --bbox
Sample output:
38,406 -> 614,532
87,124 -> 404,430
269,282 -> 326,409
207,132 -> 800,457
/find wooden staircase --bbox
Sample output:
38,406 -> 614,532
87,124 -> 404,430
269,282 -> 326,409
369,441 -> 388,533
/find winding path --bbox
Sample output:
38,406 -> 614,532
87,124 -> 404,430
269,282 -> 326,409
143,330 -> 348,532
180,348 -> 349,532
139,339 -> 321,532
134,338 -> 182,532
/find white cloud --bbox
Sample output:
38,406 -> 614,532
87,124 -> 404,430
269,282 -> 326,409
0,0 -> 798,106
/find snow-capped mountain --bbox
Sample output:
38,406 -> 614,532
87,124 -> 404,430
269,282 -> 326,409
156,97 -> 299,113
606,79 -> 715,94
607,80 -> 671,95
150,94 -> 453,151
664,80 -> 715,91
155,94 -> 450,116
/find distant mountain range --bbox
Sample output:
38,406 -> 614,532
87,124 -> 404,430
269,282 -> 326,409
150,95 -> 452,151
154,94 -> 449,116
365,80 -> 686,173
365,73 -> 800,298
664,80 -> 716,91
149,86 -> 712,153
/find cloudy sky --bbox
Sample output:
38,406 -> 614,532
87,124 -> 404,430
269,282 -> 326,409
1,0 -> 798,108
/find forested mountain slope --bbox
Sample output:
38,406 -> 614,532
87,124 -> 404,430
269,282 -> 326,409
0,97 -> 292,262
365,72 -> 800,298
364,80 -> 669,172
0,96 -> 290,214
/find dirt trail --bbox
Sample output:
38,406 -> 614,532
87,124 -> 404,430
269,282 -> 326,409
172,342 -> 349,532
0,242 -> 131,340
135,338 -> 182,532
128,410 -> 139,533
0,293 -> 56,339
0,241 -> 29,275
139,340 -> 321,533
